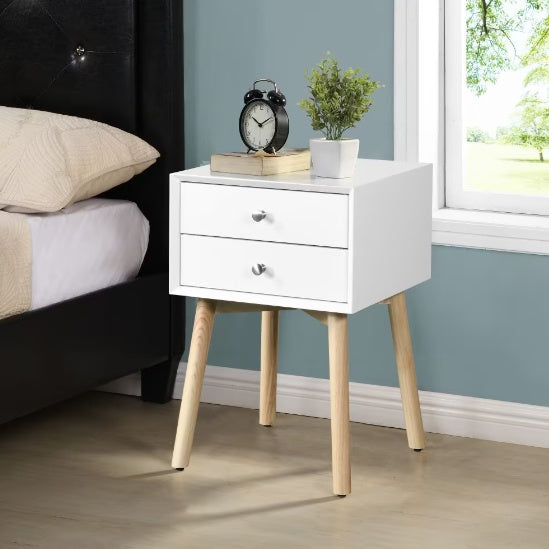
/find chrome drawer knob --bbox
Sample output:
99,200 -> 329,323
252,210 -> 267,222
252,263 -> 266,276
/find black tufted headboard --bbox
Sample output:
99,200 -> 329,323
0,0 -> 184,275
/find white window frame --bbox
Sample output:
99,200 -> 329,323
395,0 -> 549,255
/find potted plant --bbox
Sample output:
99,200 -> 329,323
299,54 -> 381,178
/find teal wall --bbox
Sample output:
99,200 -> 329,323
184,0 -> 394,165
183,0 -> 549,408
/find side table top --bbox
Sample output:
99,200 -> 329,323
172,158 -> 431,194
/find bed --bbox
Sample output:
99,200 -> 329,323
0,0 -> 185,423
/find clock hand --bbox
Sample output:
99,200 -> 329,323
260,117 -> 273,124
252,116 -> 263,127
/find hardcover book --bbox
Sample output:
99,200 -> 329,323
210,148 -> 311,176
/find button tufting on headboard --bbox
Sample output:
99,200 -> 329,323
0,0 -> 136,132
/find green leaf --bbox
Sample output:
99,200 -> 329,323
298,53 -> 381,140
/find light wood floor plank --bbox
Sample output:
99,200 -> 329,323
0,392 -> 548,548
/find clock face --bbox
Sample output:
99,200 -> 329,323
240,100 -> 276,150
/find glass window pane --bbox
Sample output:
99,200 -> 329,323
464,0 -> 549,195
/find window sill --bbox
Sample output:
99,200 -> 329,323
432,208 -> 549,255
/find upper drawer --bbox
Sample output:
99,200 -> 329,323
180,182 -> 349,248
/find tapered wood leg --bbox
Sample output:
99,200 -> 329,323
327,313 -> 351,496
172,299 -> 216,469
387,292 -> 425,450
260,310 -> 279,426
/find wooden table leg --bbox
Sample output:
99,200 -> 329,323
260,310 -> 279,426
172,299 -> 216,470
327,312 -> 351,496
387,292 -> 425,450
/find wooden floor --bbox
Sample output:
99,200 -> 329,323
1,393 -> 548,548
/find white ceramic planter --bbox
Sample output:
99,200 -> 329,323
310,138 -> 360,178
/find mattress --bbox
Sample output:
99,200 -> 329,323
18,198 -> 149,310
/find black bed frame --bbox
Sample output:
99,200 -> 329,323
0,0 -> 185,423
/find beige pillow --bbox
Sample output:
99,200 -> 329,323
0,106 -> 160,213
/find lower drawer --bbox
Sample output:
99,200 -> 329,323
180,235 -> 348,303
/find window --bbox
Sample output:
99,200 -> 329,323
446,0 -> 549,215
395,0 -> 549,218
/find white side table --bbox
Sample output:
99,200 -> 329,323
169,159 -> 432,495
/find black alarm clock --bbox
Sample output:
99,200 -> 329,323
239,79 -> 289,153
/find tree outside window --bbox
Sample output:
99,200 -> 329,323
464,0 -> 548,194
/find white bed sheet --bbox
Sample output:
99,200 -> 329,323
18,198 -> 149,310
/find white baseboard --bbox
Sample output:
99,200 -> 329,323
100,363 -> 549,449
